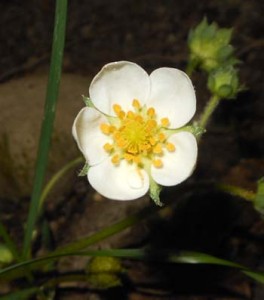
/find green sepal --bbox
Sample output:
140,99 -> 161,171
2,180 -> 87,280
207,65 -> 241,99
149,179 -> 163,206
187,123 -> 205,138
78,162 -> 90,176
82,95 -> 94,108
254,177 -> 264,217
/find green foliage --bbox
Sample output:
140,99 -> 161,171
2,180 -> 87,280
254,177 -> 264,217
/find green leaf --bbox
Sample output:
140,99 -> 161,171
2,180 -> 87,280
254,177 -> 264,216
1,249 -> 263,284
23,0 -> 68,259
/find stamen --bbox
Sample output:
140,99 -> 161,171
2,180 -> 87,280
103,143 -> 113,152
158,133 -> 166,142
118,110 -> 125,119
113,104 -> 122,115
147,107 -> 155,117
166,142 -> 176,152
161,118 -> 170,127
153,143 -> 163,154
133,155 -> 141,164
127,111 -> 135,119
100,123 -> 111,135
132,99 -> 141,109
111,154 -> 120,165
152,159 -> 163,168
105,101 -> 173,168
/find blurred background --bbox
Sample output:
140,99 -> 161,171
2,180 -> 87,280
0,0 -> 263,299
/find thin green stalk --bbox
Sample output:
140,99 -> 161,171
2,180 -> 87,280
39,157 -> 83,210
216,183 -> 256,202
23,0 -> 68,259
198,95 -> 220,132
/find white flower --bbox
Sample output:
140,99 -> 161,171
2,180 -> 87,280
73,61 -> 197,203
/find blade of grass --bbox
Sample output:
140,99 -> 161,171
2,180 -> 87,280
22,0 -> 68,259
0,249 -> 263,284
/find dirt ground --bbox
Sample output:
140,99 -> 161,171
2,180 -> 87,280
0,0 -> 264,299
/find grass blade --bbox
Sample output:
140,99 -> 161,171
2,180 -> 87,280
22,0 -> 68,259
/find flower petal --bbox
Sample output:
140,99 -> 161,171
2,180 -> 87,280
89,61 -> 150,116
88,159 -> 149,200
151,132 -> 197,186
148,68 -> 196,128
72,107 -> 111,165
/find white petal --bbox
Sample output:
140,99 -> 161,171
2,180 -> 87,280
89,61 -> 150,116
88,159 -> 149,200
72,107 -> 111,165
151,132 -> 197,186
148,68 -> 196,128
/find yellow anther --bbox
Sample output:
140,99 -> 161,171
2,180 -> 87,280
153,159 -> 163,168
127,111 -> 135,119
161,118 -> 170,127
135,115 -> 143,122
128,144 -> 138,154
147,107 -> 156,117
149,137 -> 157,146
118,110 -> 125,119
113,104 -> 122,115
139,143 -> 151,151
133,156 -> 141,164
158,133 -> 166,142
111,154 -> 120,165
153,143 -> 163,154
146,119 -> 157,130
103,143 -> 113,152
166,142 -> 176,152
132,99 -> 141,109
100,123 -> 111,135
124,153 -> 132,162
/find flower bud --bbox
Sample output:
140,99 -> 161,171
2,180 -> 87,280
207,66 -> 240,99
86,256 -> 124,289
0,244 -> 13,266
188,18 -> 236,72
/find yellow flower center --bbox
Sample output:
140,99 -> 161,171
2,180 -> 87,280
100,99 -> 175,168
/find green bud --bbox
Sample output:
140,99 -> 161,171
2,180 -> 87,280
0,244 -> 13,265
86,256 -> 124,290
188,18 -> 235,72
207,66 -> 240,99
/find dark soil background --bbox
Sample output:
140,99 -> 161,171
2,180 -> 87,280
0,0 -> 264,299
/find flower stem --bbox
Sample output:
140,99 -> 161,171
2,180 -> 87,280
216,183 -> 256,202
39,156 -> 83,211
198,95 -> 220,130
22,0 -> 68,259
